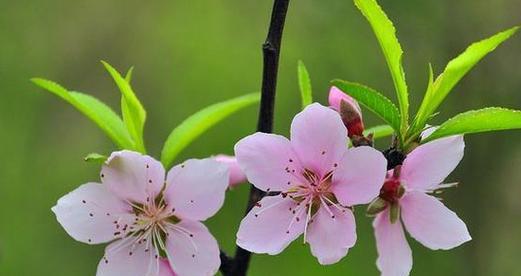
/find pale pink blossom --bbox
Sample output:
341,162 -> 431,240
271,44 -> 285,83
328,86 -> 364,137
234,103 -> 387,264
372,134 -> 471,276
158,258 -> 176,276
214,154 -> 247,187
52,150 -> 228,276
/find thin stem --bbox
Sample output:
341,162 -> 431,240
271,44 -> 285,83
219,0 -> 290,275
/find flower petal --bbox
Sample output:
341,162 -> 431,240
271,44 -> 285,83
164,158 -> 228,221
97,237 -> 159,276
401,136 -> 464,190
306,206 -> 356,265
214,154 -> 247,187
101,150 -> 165,204
236,195 -> 305,255
159,259 -> 177,276
373,209 -> 412,276
165,220 -> 220,276
235,133 -> 301,192
328,86 -> 362,117
332,146 -> 387,206
290,103 -> 348,175
52,182 -> 135,244
401,191 -> 472,250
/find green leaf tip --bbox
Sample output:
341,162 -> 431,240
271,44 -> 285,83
160,92 -> 260,168
101,61 -> 147,153
423,107 -> 521,143
297,60 -> 313,108
332,79 -> 402,140
354,0 -> 409,130
412,26 -> 519,138
31,77 -> 134,149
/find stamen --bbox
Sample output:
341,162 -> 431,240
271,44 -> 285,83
253,196 -> 288,216
321,196 -> 346,213
319,197 -> 335,218
303,198 -> 313,243
285,198 -> 308,234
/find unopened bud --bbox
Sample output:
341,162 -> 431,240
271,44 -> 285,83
328,86 -> 365,138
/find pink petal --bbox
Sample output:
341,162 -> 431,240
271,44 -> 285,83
164,158 -> 229,221
51,182 -> 135,244
214,154 -> 247,187
101,150 -> 165,204
235,133 -> 301,192
401,136 -> 464,190
97,237 -> 159,276
328,86 -> 362,117
290,103 -> 348,175
332,146 -> 387,206
159,259 -> 177,276
373,209 -> 412,276
401,191 -> 472,250
236,195 -> 305,255
306,206 -> 357,265
165,220 -> 220,276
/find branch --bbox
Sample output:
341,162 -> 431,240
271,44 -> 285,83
219,0 -> 290,275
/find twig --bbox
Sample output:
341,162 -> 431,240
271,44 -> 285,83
219,0 -> 290,275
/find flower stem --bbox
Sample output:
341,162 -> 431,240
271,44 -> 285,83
219,0 -> 290,275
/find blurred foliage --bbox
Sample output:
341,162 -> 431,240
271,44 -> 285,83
0,0 -> 520,275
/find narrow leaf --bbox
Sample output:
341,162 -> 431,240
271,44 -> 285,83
102,61 -> 146,153
364,124 -> 394,139
354,0 -> 409,129
414,26 -> 519,132
332,80 -> 401,134
422,107 -> 521,143
161,93 -> 260,168
125,66 -> 135,83
84,153 -> 108,163
297,60 -> 313,108
31,78 -> 134,149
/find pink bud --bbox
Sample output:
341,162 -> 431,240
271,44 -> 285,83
328,86 -> 364,137
214,154 -> 247,187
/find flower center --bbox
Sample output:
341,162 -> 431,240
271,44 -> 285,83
286,168 -> 336,207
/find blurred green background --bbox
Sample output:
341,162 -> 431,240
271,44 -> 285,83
1,0 -> 520,275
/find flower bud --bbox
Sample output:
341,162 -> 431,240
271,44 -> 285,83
328,86 -> 365,138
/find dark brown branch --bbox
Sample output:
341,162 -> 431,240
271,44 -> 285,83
219,0 -> 290,275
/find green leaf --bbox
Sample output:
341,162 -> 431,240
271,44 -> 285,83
161,93 -> 260,168
31,78 -> 134,149
102,61 -> 147,153
84,153 -> 108,163
413,26 -> 519,134
332,80 -> 401,136
125,66 -> 135,83
354,0 -> 409,130
297,60 -> 313,108
364,124 -> 394,139
422,107 -> 521,143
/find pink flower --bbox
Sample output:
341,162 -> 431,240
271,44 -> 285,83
328,86 -> 364,138
214,154 -> 247,187
52,150 -> 229,276
234,103 -> 387,264
158,258 -> 176,276
371,135 -> 472,276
